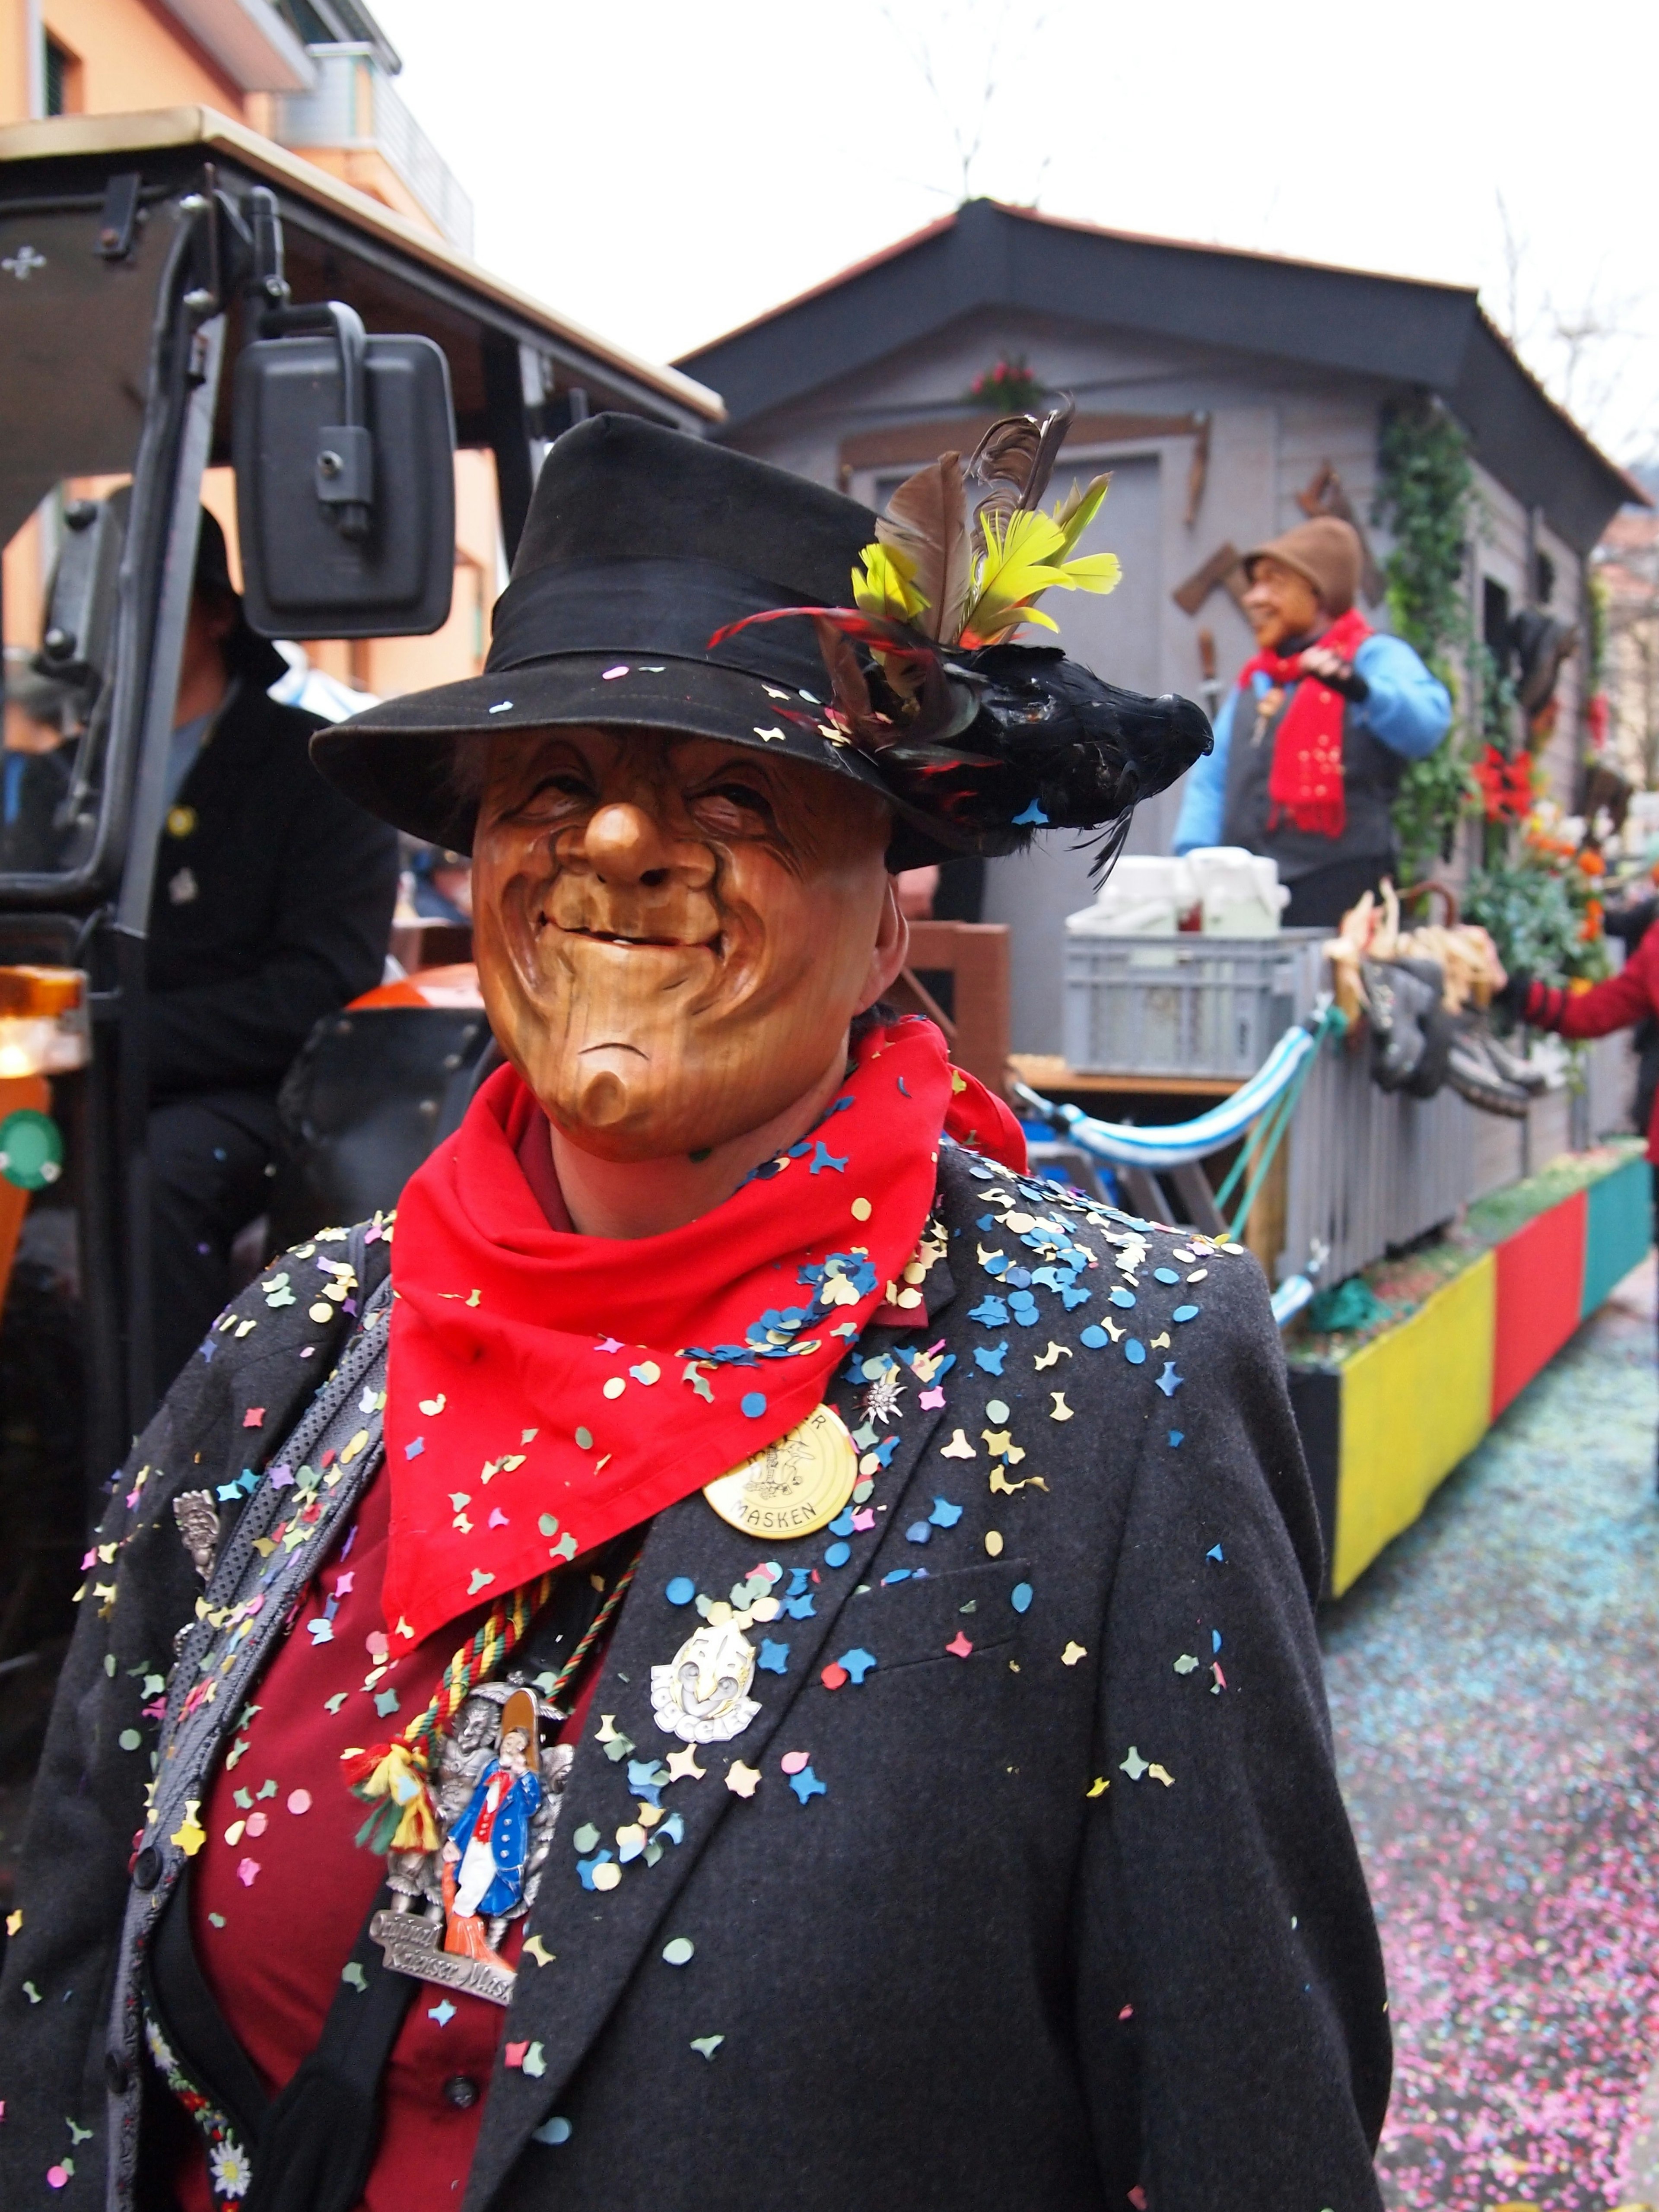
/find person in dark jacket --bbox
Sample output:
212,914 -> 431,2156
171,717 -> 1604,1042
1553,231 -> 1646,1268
145,515 -> 399,1395
1173,516 -> 1451,925
0,420 -> 1389,2212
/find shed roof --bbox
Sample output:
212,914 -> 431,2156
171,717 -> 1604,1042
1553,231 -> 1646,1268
677,197 -> 1641,553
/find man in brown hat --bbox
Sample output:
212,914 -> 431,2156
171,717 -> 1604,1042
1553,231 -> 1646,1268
1174,514 -> 1450,924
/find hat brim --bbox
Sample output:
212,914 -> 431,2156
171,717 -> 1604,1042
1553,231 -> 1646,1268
311,650 -> 980,870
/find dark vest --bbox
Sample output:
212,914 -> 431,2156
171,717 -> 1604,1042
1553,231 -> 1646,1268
1221,679 -> 1401,883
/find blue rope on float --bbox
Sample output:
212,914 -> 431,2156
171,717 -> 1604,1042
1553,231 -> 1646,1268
1015,1000 -> 1347,1332
1011,1000 -> 1344,1176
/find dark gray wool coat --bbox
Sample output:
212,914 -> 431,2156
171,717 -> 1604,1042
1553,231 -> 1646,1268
0,1145 -> 1389,2212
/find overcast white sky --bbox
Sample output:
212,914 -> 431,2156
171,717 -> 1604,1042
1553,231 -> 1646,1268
370,0 -> 1659,465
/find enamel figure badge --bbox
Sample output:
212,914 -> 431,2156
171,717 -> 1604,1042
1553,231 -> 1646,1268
372,1681 -> 572,2008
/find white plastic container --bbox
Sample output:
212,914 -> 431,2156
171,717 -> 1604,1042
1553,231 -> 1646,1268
1182,846 -> 1290,936
1065,854 -> 1195,937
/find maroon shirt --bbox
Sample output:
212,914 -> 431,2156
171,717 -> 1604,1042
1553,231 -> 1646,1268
175,1465 -> 603,2212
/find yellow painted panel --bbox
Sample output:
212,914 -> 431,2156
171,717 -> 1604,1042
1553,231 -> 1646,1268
1331,1252 -> 1496,1597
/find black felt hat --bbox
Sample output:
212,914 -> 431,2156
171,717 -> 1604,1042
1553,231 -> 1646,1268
312,413 -> 1210,870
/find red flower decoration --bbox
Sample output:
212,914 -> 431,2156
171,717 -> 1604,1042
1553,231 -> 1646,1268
1473,745 -> 1532,823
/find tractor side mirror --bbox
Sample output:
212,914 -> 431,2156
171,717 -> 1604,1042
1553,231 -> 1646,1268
233,302 -> 456,639
36,491 -> 125,702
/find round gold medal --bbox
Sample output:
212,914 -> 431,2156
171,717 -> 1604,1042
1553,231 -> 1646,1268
702,1403 -> 858,1540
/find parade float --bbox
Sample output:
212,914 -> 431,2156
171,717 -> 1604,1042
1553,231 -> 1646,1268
330,400 -> 1651,1602
1010,404 -> 1650,1593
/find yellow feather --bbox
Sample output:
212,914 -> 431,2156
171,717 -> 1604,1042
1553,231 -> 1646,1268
1062,551 -> 1122,594
961,502 -> 1122,643
852,540 -> 928,623
1052,473 -> 1112,557
962,511 -> 1068,639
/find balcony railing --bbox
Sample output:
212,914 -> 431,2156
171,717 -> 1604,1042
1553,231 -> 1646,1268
271,45 -> 475,257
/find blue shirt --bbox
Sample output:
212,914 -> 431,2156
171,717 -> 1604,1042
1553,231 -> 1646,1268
1172,632 -> 1451,855
165,680 -> 242,808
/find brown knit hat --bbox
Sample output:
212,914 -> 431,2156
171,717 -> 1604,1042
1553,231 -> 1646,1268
1242,516 -> 1361,618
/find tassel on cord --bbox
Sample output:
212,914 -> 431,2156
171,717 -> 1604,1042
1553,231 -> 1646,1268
340,1738 -> 440,1853
339,1556 -> 640,1862
338,1572 -> 554,1860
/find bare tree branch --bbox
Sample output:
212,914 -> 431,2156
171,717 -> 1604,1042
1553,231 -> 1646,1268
877,0 -> 1053,204
1494,190 -> 1529,348
1489,196 -> 1651,448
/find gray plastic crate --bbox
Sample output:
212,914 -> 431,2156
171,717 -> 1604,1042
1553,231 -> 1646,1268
1061,929 -> 1328,1078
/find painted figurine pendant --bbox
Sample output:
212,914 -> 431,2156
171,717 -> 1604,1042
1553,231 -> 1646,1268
702,1401 -> 858,1539
372,1681 -> 572,2008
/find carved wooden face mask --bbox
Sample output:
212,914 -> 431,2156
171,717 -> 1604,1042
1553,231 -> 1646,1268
471,728 -> 896,1162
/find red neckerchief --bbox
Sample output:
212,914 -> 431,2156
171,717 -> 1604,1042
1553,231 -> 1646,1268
382,1017 -> 1025,1646
1239,606 -> 1373,839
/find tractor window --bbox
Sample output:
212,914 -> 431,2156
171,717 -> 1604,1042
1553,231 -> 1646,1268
0,200 -> 164,549
0,196 -> 170,889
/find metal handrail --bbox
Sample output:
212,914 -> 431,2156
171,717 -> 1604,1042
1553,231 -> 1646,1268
271,46 -> 475,256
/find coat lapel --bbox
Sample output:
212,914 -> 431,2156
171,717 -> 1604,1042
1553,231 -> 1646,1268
464,1259 -> 958,2208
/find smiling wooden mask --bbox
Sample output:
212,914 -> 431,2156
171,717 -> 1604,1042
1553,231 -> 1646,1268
470,728 -> 897,1161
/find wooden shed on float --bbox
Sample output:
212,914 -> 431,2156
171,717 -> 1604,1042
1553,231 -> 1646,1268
677,198 -> 1639,1057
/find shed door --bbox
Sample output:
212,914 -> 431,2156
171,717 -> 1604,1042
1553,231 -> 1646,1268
982,452 -> 1163,1055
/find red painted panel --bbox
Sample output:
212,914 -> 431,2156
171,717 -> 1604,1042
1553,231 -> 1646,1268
1491,1190 -> 1587,1418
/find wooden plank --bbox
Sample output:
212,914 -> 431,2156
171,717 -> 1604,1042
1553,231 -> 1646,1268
841,411 -> 1204,475
1332,1252 -> 1496,1597
1491,1191 -> 1587,1416
902,921 -> 1010,1096
1116,1163 -> 1173,1226
1581,1153 -> 1652,1317
1240,1137 -> 1289,1280
1008,1053 -> 1240,1101
1172,541 -> 1245,617
1168,1160 -> 1225,1238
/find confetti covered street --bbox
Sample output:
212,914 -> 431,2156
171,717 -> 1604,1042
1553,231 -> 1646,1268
1325,1251 -> 1659,2212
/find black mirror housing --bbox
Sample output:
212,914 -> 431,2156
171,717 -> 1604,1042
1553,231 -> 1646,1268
233,313 -> 456,639
37,491 -> 126,699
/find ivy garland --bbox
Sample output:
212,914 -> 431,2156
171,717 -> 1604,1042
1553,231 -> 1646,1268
1372,398 -> 1605,987
1586,566 -> 1608,694
1371,398 -> 1478,884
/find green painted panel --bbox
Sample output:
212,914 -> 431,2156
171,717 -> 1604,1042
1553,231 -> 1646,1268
1582,1154 -> 1653,1318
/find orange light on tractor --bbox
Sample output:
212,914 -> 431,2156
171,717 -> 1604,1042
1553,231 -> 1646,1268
0,966 -> 90,1077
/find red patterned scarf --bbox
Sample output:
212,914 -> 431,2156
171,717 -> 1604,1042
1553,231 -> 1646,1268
1239,607 -> 1373,839
381,1017 -> 1024,1646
